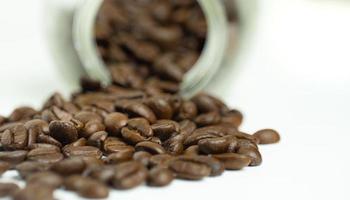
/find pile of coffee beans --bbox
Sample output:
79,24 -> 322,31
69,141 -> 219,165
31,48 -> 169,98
0,0 -> 280,199
95,0 -> 208,91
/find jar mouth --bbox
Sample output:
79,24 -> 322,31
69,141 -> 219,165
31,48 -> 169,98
73,0 -> 229,97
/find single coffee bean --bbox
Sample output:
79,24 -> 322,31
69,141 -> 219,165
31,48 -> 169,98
81,120 -> 106,138
27,171 -> 63,189
127,118 -> 153,137
163,134 -> 185,155
0,150 -> 28,165
148,154 -> 174,168
51,157 -> 86,176
36,134 -> 62,148
0,183 -> 20,198
135,141 -> 166,155
62,146 -> 103,159
49,120 -> 78,145
213,153 -> 251,170
8,106 -> 37,122
65,175 -> 109,199
198,136 -> 233,154
116,101 -> 157,123
191,94 -> 220,113
195,112 -> 221,126
121,127 -> 146,144
253,129 -> 280,144
151,120 -> 179,141
174,155 -> 225,176
27,148 -> 63,164
147,166 -> 174,187
179,120 -> 197,136
13,183 -> 55,200
104,112 -> 128,135
0,161 -> 10,175
237,147 -> 262,166
169,156 -> 211,180
177,101 -> 198,120
183,145 -> 200,156
68,137 -> 87,147
145,97 -> 173,119
103,137 -> 134,154
87,131 -> 108,148
28,143 -> 60,151
133,151 -> 152,166
16,161 -> 51,178
112,161 -> 148,189
104,149 -> 134,164
221,109 -> 243,128
234,139 -> 259,151
74,111 -> 103,124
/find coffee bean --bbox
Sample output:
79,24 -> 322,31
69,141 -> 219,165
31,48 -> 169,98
9,106 -> 37,122
36,134 -> 62,148
0,124 -> 28,150
213,153 -> 251,170
27,148 -> 63,164
191,94 -> 220,113
104,112 -> 128,135
0,183 -> 20,198
221,109 -> 243,128
0,150 -> 27,165
27,171 -> 63,189
127,118 -> 153,137
151,120 -> 179,141
133,151 -> 152,166
51,157 -> 86,176
15,161 -> 51,178
145,97 -> 173,119
74,111 -> 103,124
13,183 -> 55,200
87,131 -> 108,148
169,156 -> 211,180
147,166 -> 174,187
68,137 -> 87,147
195,112 -> 221,126
103,137 -> 135,154
65,175 -> 109,198
174,155 -> 225,176
237,147 -> 262,166
149,154 -> 173,168
104,149 -> 134,164
183,145 -> 200,156
177,101 -> 198,120
116,101 -> 157,123
62,146 -> 103,159
253,129 -> 280,144
121,127 -> 146,144
49,120 -> 78,145
135,141 -> 166,155
163,134 -> 185,155
198,136 -> 233,154
112,161 -> 148,189
0,161 -> 10,175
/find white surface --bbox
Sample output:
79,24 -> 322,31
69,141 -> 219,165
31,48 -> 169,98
1,0 -> 350,200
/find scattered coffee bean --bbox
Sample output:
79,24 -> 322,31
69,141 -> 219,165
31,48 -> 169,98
253,129 -> 280,144
135,141 -> 166,155
27,171 -> 63,189
49,120 -> 78,145
147,166 -> 174,187
112,161 -> 148,189
65,175 -> 109,199
213,153 -> 251,170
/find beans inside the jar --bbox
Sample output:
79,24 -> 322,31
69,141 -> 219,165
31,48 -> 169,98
0,0 -> 280,199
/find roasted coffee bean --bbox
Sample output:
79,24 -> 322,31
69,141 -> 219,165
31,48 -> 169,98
104,112 -> 128,135
151,120 -> 179,141
0,124 -> 28,150
127,118 -> 153,137
0,150 -> 27,165
51,157 -> 86,175
234,139 -> 258,151
135,141 -> 166,155
63,146 -> 103,159
121,127 -> 146,144
27,171 -> 63,189
65,175 -> 109,198
213,153 -> 251,170
198,136 -> 233,154
149,154 -> 173,168
0,161 -> 10,175
24,119 -> 49,133
103,137 -> 132,154
68,137 -> 87,147
104,150 -> 134,164
27,148 -> 63,164
133,151 -> 152,166
145,97 -> 173,119
74,111 -> 103,124
13,183 -> 55,200
253,129 -> 280,144
116,101 -> 157,123
184,127 -> 224,147
221,109 -> 243,127
9,106 -> 37,122
177,100 -> 198,120
233,131 -> 259,144
147,166 -> 174,187
83,165 -> 115,183
87,131 -> 108,148
163,134 -> 185,155
81,120 -> 105,138
183,145 -> 200,156
237,147 -> 262,166
179,120 -> 197,136
0,183 -> 20,198
195,112 -> 221,126
112,161 -> 148,189
191,94 -> 220,113
174,155 -> 224,177
169,156 -> 211,180
49,120 -> 78,145
16,161 -> 51,178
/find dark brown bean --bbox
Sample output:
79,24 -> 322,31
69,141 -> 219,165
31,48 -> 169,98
127,118 -> 153,137
51,157 -> 86,176
253,129 -> 280,144
0,150 -> 28,165
169,156 -> 211,180
62,146 -> 103,159
147,166 -> 174,187
104,150 -> 134,164
16,161 -> 51,178
195,112 -> 221,126
65,175 -> 109,198
213,153 -> 251,170
87,131 -> 108,148
13,183 -> 55,200
135,141 -> 166,155
27,148 -> 63,164
151,120 -> 179,141
198,136 -> 233,154
133,151 -> 152,166
148,154 -> 173,168
104,112 -> 128,135
112,161 -> 148,189
27,171 -> 63,189
49,120 -> 78,145
9,106 -> 37,122
237,147 -> 262,166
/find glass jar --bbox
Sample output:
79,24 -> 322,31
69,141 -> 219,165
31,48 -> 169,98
45,0 -> 257,97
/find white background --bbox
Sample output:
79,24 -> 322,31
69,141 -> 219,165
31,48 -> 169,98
1,0 -> 350,199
